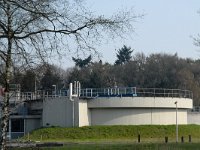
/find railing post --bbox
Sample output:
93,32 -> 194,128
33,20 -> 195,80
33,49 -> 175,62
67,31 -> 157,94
134,87 -> 136,95
164,89 -> 165,98
43,91 -> 45,99
86,88 -> 88,97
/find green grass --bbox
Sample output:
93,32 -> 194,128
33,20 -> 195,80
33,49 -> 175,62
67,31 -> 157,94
44,143 -> 200,150
21,125 -> 200,143
12,143 -> 200,150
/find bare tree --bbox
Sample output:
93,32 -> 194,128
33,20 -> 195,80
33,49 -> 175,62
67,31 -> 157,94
0,0 -> 139,149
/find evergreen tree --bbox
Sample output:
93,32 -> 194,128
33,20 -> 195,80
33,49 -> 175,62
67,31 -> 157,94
72,55 -> 92,68
115,45 -> 133,65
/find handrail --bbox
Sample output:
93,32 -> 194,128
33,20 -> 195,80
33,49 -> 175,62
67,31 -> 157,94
190,106 -> 200,112
136,88 -> 192,98
80,87 -> 137,98
80,87 -> 193,99
0,87 -> 193,101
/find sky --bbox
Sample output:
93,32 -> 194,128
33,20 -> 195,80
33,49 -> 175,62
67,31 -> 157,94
62,0 -> 200,68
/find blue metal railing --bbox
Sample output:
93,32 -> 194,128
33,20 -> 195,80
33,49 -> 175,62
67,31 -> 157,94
80,87 -> 137,98
80,87 -> 193,99
136,88 -> 193,99
1,87 -> 193,101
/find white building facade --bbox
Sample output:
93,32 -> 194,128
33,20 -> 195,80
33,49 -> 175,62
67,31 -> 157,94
43,87 -> 193,127
0,86 -> 194,139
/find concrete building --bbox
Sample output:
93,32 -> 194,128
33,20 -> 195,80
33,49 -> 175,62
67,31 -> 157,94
188,106 -> 200,124
0,86 -> 194,139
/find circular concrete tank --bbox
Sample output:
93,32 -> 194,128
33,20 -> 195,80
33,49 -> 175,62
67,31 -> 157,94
87,97 -> 192,125
79,87 -> 193,126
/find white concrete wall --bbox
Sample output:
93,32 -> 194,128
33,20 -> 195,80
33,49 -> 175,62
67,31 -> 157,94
188,112 -> 200,124
42,97 -> 90,127
88,97 -> 193,109
42,97 -> 73,127
42,96 -> 193,127
84,97 -> 192,126
90,108 -> 187,125
152,108 -> 187,124
78,100 -> 91,127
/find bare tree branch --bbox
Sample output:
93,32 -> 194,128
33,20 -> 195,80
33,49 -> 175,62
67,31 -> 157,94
0,0 -> 140,148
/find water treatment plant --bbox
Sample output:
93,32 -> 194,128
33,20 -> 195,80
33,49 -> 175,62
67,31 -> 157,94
0,83 -> 196,139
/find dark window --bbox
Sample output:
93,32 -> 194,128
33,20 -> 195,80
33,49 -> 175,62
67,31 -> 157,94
11,119 -> 24,132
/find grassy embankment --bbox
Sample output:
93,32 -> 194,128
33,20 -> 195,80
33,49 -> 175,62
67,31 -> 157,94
13,143 -> 200,150
22,125 -> 200,143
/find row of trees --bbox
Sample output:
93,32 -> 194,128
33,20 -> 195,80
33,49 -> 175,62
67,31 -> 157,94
0,64 -> 65,92
68,51 -> 200,106
72,45 -> 133,68
0,45 -> 152,90
2,46 -> 200,106
4,50 -> 200,105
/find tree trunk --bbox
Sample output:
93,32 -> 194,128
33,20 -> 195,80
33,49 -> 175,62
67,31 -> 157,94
1,95 -> 10,150
1,40 -> 12,150
1,43 -> 12,150
1,2 -> 12,149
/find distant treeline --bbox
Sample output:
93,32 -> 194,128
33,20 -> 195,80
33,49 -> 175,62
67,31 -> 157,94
1,52 -> 200,105
68,53 -> 200,105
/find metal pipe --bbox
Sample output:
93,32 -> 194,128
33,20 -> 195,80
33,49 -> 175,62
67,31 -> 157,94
69,83 -> 73,101
72,100 -> 74,127
175,101 -> 178,143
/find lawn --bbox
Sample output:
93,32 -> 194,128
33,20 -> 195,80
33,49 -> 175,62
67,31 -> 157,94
21,125 -> 200,143
12,125 -> 200,149
12,143 -> 200,150
45,143 -> 200,150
